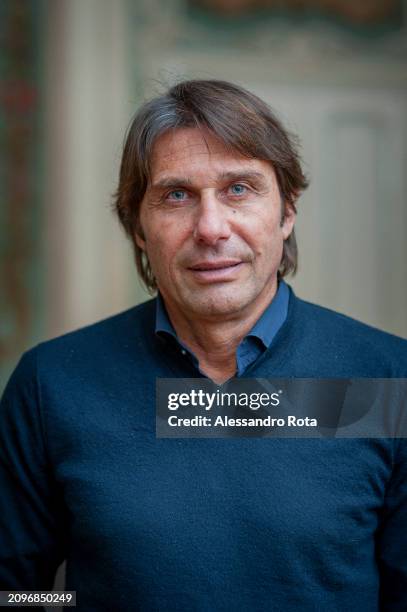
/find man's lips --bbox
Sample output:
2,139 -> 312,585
188,260 -> 242,271
186,259 -> 246,283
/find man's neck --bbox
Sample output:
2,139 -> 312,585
162,282 -> 278,384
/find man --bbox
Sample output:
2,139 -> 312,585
1,80 -> 406,611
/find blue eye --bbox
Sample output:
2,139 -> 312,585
168,190 -> 187,201
230,183 -> 247,196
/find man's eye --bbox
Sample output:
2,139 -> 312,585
167,190 -> 188,201
229,183 -> 248,196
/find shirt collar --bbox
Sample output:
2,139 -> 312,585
246,279 -> 289,349
155,293 -> 175,338
155,280 -> 289,351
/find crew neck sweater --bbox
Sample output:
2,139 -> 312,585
1,287 -> 407,611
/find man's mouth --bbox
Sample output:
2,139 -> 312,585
189,260 -> 242,272
187,260 -> 245,283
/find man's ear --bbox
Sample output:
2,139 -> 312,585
135,220 -> 146,250
281,202 -> 296,240
135,232 -> 146,250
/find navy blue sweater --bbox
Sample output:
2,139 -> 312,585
1,288 -> 407,611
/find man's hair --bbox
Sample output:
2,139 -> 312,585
114,79 -> 309,293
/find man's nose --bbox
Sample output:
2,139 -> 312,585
193,191 -> 232,246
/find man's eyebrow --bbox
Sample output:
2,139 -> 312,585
150,177 -> 194,190
150,170 -> 268,190
218,170 -> 268,184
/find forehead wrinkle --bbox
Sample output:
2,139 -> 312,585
154,144 -> 229,169
151,130 -> 240,166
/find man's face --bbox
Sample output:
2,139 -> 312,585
136,128 -> 296,320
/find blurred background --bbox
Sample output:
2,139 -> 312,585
1,0 -> 407,392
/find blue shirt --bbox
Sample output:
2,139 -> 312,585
155,280 -> 289,376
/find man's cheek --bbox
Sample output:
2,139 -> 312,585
150,244 -> 173,276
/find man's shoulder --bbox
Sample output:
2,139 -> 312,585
292,292 -> 407,374
44,299 -> 155,346
297,295 -> 406,343
2,299 -> 159,402
26,299 -> 157,369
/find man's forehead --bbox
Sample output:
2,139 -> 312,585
148,127 -> 271,181
151,128 -> 240,162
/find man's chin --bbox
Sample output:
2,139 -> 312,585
181,290 -> 254,318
